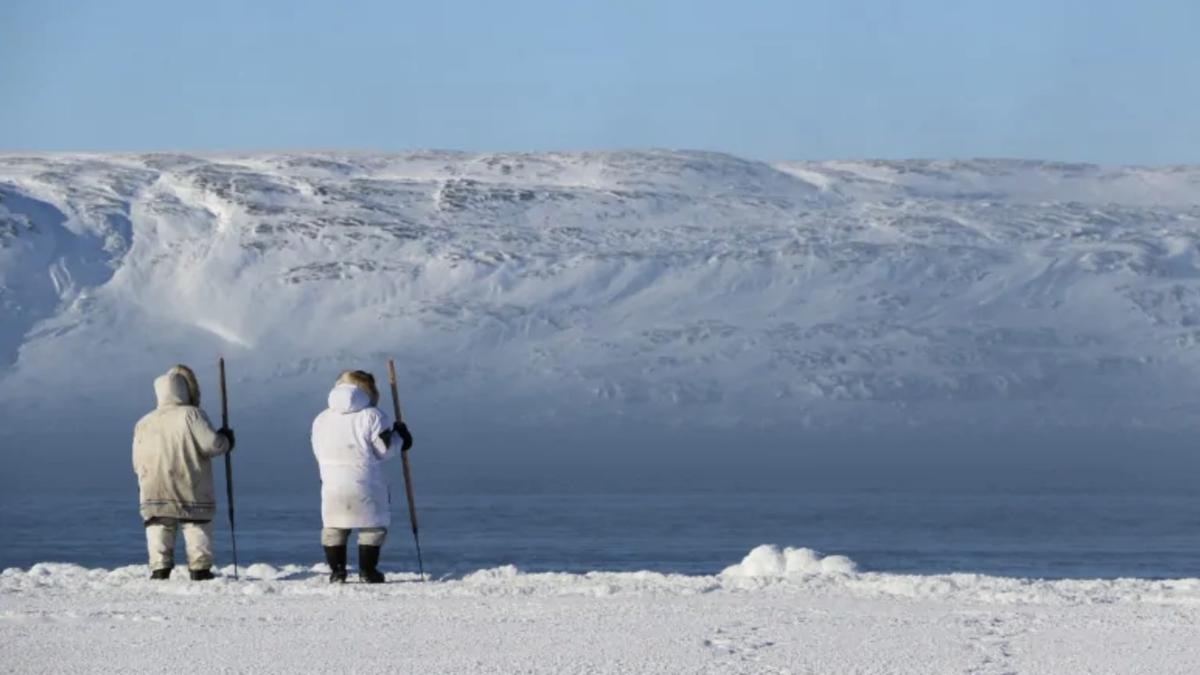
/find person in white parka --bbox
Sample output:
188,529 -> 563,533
133,365 -> 235,581
312,370 -> 413,583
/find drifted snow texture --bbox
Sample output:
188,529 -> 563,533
4,546 -> 1200,673
3,152 -> 1200,431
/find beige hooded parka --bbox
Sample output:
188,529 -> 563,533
132,371 -> 230,522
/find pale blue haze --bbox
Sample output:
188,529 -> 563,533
2,0 -> 1197,163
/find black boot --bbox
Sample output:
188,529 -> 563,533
149,567 -> 173,580
358,545 -> 385,584
324,545 -> 348,583
190,568 -> 215,581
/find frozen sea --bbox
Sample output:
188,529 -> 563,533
4,490 -> 1199,579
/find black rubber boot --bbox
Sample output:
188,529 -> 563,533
149,567 -> 173,580
358,545 -> 385,584
189,569 -> 215,581
324,545 -> 348,583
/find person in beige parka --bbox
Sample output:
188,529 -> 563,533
132,365 -> 236,580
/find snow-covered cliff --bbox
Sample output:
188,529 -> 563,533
2,151 -> 1199,433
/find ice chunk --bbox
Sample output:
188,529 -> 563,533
719,544 -> 858,578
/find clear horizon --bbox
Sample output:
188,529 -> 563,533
0,148 -> 1195,169
3,0 -> 1197,165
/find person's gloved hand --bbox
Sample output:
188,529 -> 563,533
218,427 -> 236,452
393,422 -> 413,452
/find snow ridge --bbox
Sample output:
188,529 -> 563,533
4,544 -> 1199,605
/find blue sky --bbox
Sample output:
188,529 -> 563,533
2,0 -> 1197,163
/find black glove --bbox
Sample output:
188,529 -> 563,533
218,427 -> 236,452
393,422 -> 413,452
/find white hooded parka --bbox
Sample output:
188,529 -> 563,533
132,372 -> 230,522
311,384 -> 400,529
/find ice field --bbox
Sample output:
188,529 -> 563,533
4,546 -> 1200,674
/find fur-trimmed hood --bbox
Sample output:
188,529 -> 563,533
334,370 -> 379,406
167,365 -> 201,406
327,383 -> 370,414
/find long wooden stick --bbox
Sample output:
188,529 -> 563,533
219,357 -> 239,580
388,359 -> 424,579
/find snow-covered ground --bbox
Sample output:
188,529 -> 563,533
4,545 -> 1199,674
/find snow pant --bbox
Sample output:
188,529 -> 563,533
321,527 -> 386,547
145,517 -> 214,571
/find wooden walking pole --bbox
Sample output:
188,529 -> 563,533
219,357 -> 239,580
387,359 -> 425,580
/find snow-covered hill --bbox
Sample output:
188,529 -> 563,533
2,151 -> 1200,435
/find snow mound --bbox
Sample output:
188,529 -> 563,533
719,544 -> 858,577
